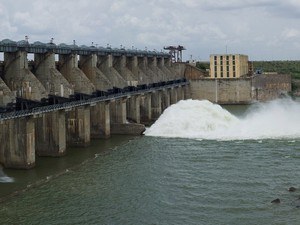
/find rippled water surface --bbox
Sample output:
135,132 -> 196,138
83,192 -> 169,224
1,137 -> 300,225
1,100 -> 300,224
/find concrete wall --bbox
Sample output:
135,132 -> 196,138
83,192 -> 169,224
189,74 -> 292,104
189,78 -> 252,104
183,64 -> 207,80
252,74 -> 292,101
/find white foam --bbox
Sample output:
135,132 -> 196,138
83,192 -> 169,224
0,176 -> 14,183
144,99 -> 300,140
0,166 -> 14,183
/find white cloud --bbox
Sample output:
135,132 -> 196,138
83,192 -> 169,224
282,28 -> 300,39
0,0 -> 299,60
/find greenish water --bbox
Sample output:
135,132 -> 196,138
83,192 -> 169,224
1,137 -> 300,225
0,102 -> 300,225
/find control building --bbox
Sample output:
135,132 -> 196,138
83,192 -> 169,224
209,54 -> 249,79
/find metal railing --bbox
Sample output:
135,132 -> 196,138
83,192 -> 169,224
0,39 -> 170,58
0,80 -> 189,121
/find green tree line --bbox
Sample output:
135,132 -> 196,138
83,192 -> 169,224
196,61 -> 300,79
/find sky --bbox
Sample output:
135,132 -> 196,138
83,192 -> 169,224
0,0 -> 300,61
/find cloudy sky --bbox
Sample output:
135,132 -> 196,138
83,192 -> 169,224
0,0 -> 300,61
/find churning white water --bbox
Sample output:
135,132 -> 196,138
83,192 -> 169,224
144,99 -> 300,140
0,166 -> 14,183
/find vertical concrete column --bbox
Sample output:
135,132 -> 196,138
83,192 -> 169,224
3,51 -> 47,100
170,87 -> 178,105
0,117 -> 35,169
79,54 -> 112,91
157,57 -> 171,81
161,88 -> 171,112
59,53 -> 95,94
90,101 -> 110,139
149,57 -> 165,81
66,106 -> 91,147
176,86 -> 185,101
127,56 -> 149,84
140,93 -> 152,124
127,95 -> 141,123
34,52 -> 73,97
151,91 -> 162,120
98,55 -> 127,88
140,57 -> 158,83
114,55 -> 137,86
35,110 -> 66,156
110,98 -> 127,124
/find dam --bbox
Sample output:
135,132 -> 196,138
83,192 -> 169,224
0,39 -> 189,169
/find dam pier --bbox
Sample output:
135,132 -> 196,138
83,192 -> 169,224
0,39 -> 189,169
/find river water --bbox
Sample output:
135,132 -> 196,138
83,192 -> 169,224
1,99 -> 300,225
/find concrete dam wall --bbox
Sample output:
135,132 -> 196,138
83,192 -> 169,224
189,74 -> 292,104
0,39 -> 189,169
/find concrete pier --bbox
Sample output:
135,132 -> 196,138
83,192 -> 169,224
127,95 -> 141,123
157,57 -> 172,81
35,111 -> 66,157
0,117 -> 35,169
34,52 -> 73,97
170,87 -> 178,105
79,54 -> 112,91
110,98 -> 127,124
3,51 -> 47,100
176,86 -> 185,101
138,57 -> 158,83
140,93 -> 152,125
114,55 -> 138,86
98,55 -> 127,88
66,106 -> 91,147
110,97 -> 145,135
161,89 -> 171,112
59,54 -> 95,94
127,56 -> 149,84
90,101 -> 110,139
151,91 -> 162,120
149,57 -> 165,81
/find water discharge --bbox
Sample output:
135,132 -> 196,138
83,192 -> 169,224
144,99 -> 300,140
0,166 -> 14,183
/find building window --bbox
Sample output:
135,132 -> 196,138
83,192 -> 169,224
214,72 -> 217,78
214,56 -> 217,61
226,60 -> 229,65
227,71 -> 229,77
232,55 -> 235,60
233,60 -> 235,65
214,60 -> 217,65
227,65 -> 229,71
226,56 -> 229,60
220,56 -> 223,61
214,65 -> 217,72
221,71 -> 223,78
233,66 -> 236,71
233,71 -> 236,77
